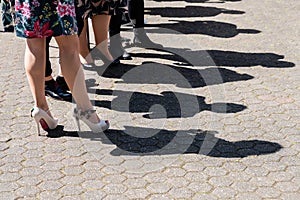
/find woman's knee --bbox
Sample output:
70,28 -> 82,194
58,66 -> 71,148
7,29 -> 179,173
56,35 -> 79,55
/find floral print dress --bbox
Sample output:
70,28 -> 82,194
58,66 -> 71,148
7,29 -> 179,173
77,0 -> 120,19
14,0 -> 78,38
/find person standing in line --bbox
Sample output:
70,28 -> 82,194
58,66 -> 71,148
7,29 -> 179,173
1,0 -> 14,32
14,0 -> 109,134
77,0 -> 120,67
44,36 -> 72,101
109,0 -> 163,59
43,6 -> 84,102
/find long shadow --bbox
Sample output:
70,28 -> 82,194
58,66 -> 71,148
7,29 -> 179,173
145,20 -> 260,38
46,126 -> 282,158
130,49 -> 295,68
145,6 -> 245,18
97,62 -> 253,88
91,89 -> 246,118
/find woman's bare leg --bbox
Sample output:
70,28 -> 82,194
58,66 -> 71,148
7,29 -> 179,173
79,19 -> 94,64
91,14 -> 113,61
25,38 -> 49,112
55,35 -> 99,123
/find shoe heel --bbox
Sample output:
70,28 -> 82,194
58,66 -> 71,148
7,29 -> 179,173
36,121 -> 41,136
75,117 -> 81,132
31,107 -> 58,135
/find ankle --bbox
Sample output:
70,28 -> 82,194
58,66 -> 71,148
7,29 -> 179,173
35,105 -> 49,113
74,107 -> 100,123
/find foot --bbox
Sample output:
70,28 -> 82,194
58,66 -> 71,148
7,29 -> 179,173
133,28 -> 163,49
73,108 -> 109,133
45,79 -> 72,101
4,26 -> 14,32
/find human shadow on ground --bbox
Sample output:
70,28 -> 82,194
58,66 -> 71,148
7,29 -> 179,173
145,5 -> 245,18
90,89 -> 246,118
96,62 -> 253,88
130,49 -> 295,68
47,126 -> 282,158
145,20 -> 260,38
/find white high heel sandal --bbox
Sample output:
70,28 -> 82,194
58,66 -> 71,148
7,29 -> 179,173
73,108 -> 109,133
31,107 -> 58,135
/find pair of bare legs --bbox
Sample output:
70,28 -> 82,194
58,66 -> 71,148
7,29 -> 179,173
25,35 -> 99,124
79,15 -> 113,64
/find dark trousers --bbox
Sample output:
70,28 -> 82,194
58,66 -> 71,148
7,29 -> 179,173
109,0 -> 145,36
45,37 -> 52,77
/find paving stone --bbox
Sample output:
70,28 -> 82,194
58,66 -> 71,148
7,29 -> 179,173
62,166 -> 84,176
244,166 -> 269,176
192,193 -> 217,200
0,191 -> 17,200
203,167 -> 228,177
19,167 -> 43,177
146,182 -> 172,194
39,171 -> 64,181
231,181 -> 257,192
249,176 -> 275,187
144,172 -> 168,183
59,185 -> 84,196
124,188 -> 150,199
82,180 -> 104,189
148,194 -> 173,200
255,187 -> 281,198
235,193 -> 262,200
41,162 -> 64,171
1,1 -> 300,199
211,187 -> 237,199
102,174 -> 126,184
123,178 -> 147,189
274,181 -> 300,192
60,176 -> 84,185
209,176 -> 233,187
0,162 -> 23,173
268,171 -> 294,182
0,172 -> 21,182
0,182 -> 19,192
21,158 -> 45,167
103,183 -> 128,194
60,196 -> 82,200
280,193 -> 300,200
37,180 -> 64,191
15,186 -> 41,197
163,167 -> 186,177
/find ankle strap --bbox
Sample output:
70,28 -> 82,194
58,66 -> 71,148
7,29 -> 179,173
74,108 -> 96,119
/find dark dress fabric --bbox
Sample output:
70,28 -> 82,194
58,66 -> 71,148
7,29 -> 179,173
14,0 -> 78,38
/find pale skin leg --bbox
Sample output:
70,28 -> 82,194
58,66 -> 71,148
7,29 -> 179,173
25,38 -> 49,112
55,35 -> 99,123
91,14 -> 113,61
25,35 -> 100,124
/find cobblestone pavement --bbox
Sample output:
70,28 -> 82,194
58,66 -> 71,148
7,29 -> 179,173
0,0 -> 299,199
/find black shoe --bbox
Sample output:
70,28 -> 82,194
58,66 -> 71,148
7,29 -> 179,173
4,26 -> 14,32
45,79 -> 72,101
133,28 -> 163,49
56,76 -> 69,91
